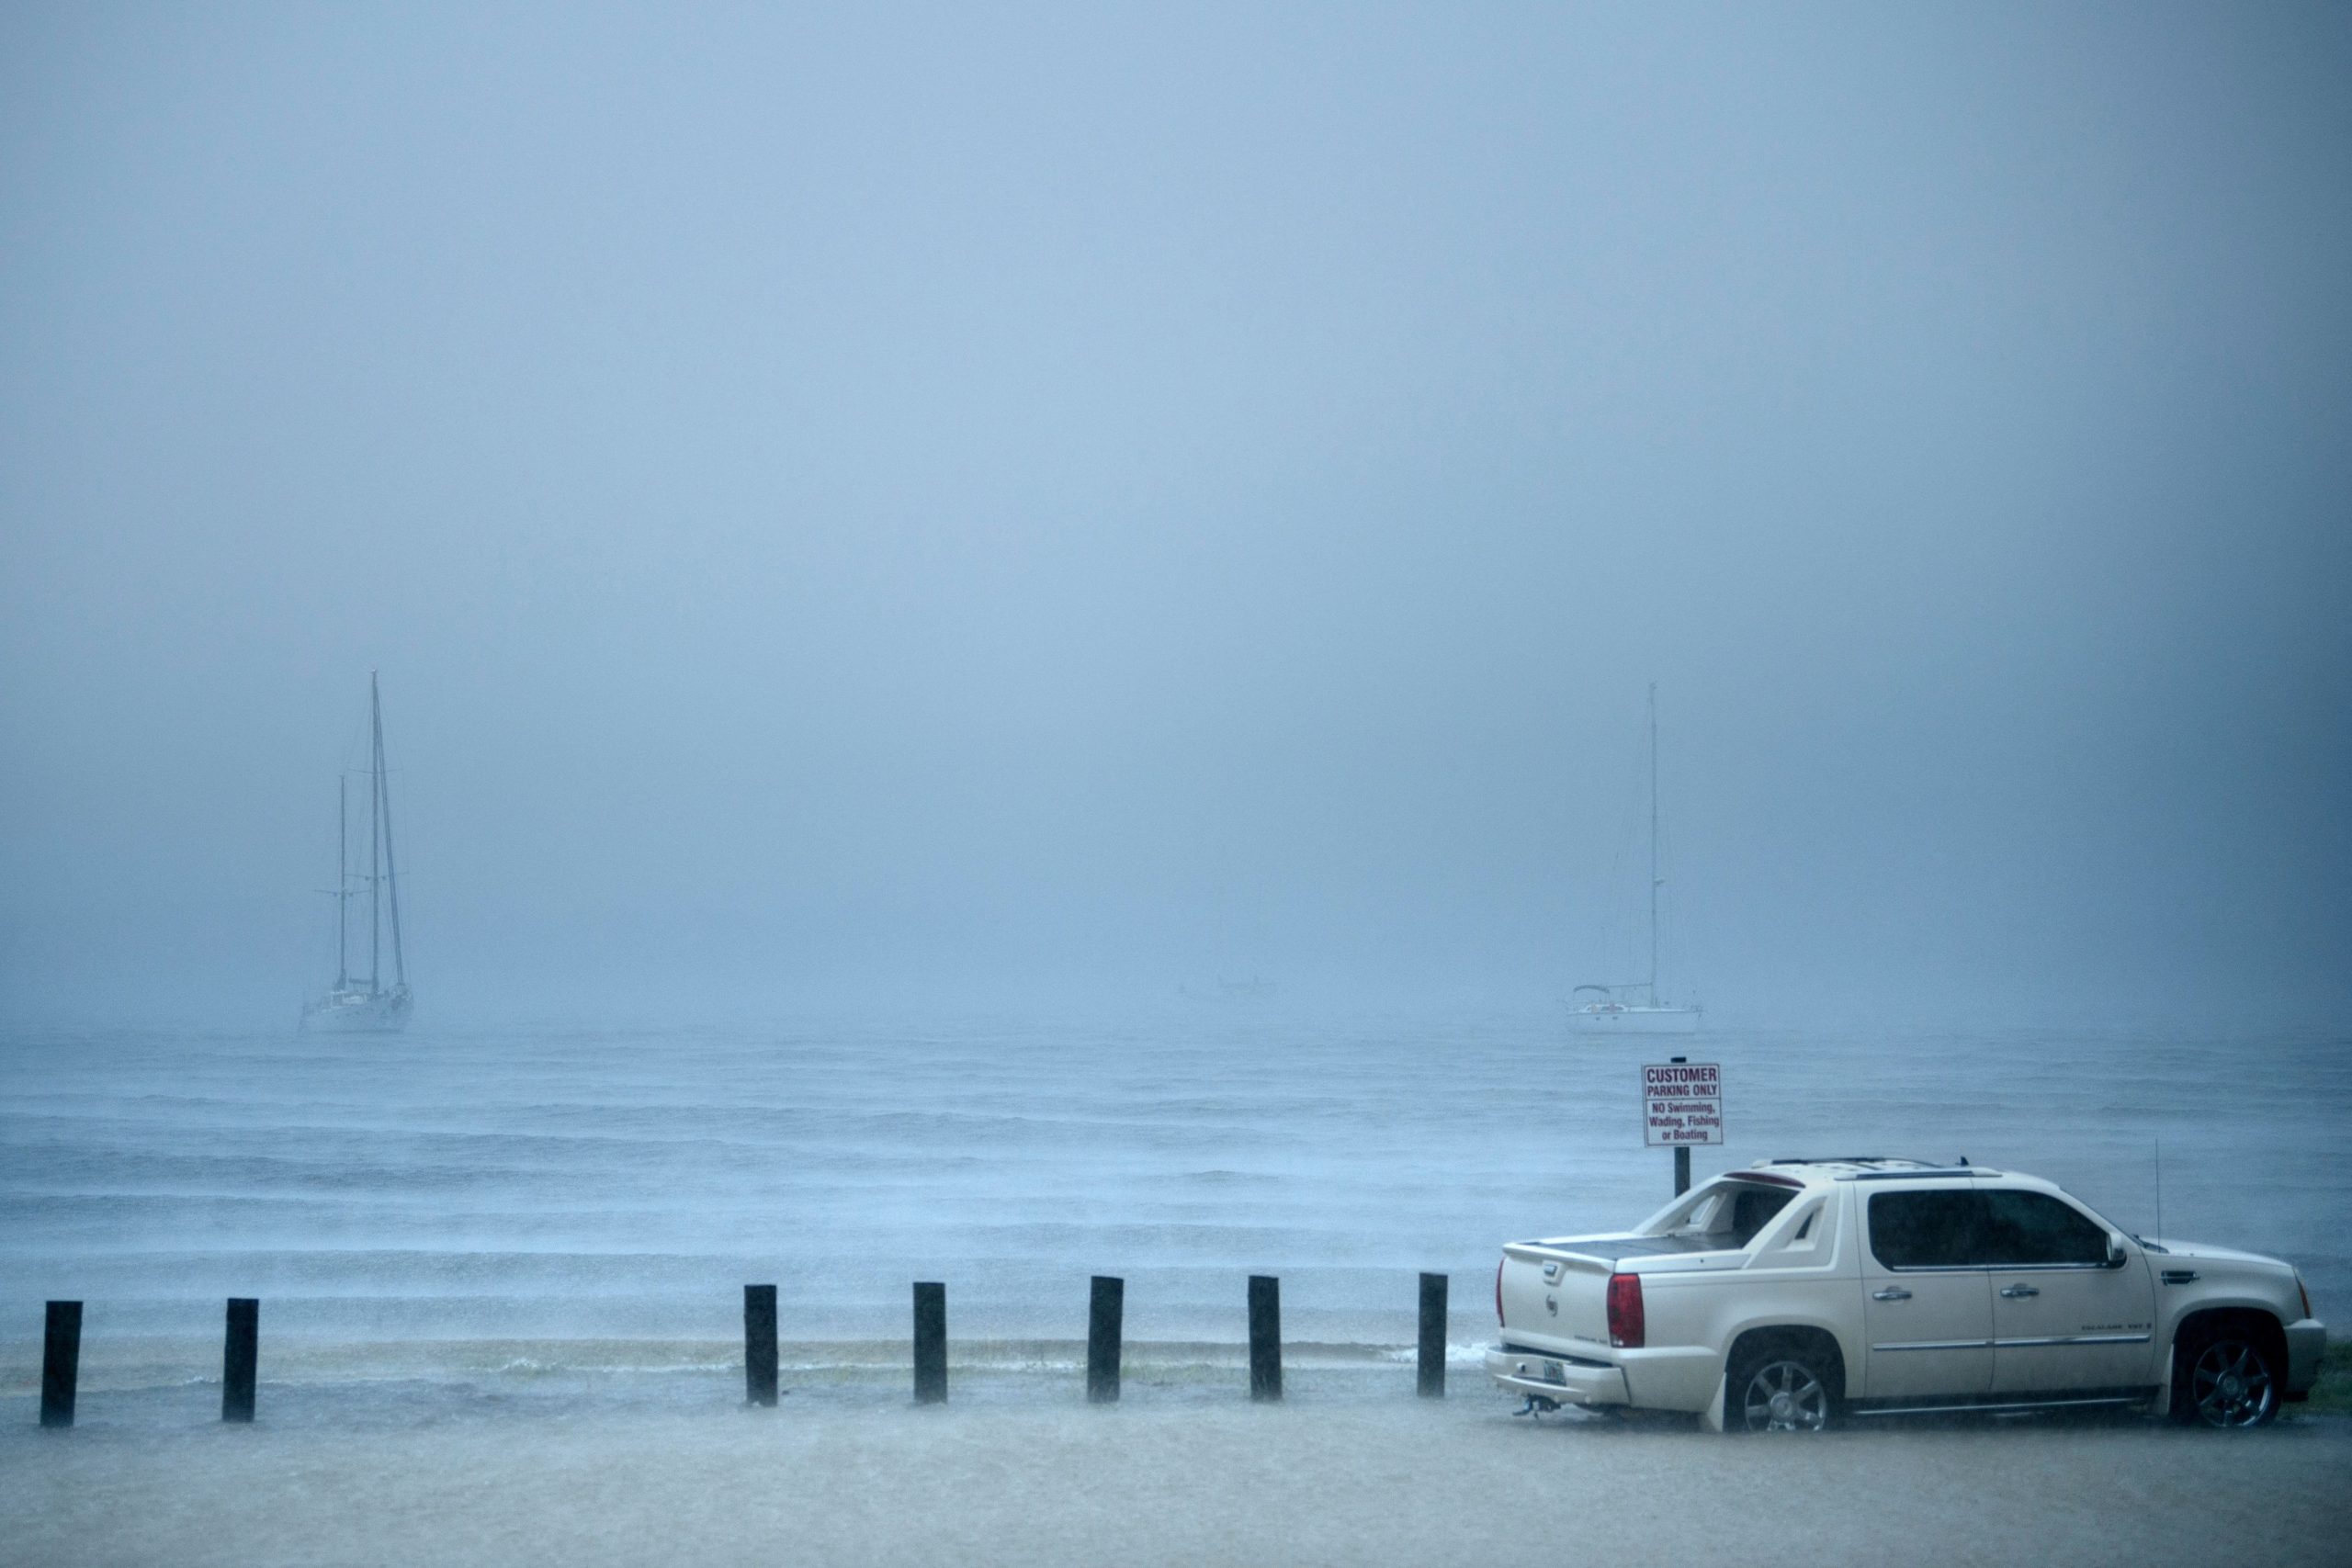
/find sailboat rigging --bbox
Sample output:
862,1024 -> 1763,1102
301,672 -> 413,1032
1570,683 -> 1701,1034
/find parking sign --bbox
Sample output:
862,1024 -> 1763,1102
1643,1061 -> 1724,1146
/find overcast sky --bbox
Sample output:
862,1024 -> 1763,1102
3,2 -> 2346,1026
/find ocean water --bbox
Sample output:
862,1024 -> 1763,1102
3,1010 -> 2345,1423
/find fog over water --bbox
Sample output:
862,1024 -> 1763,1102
4,13 -> 2350,1564
3,3 -> 2346,1028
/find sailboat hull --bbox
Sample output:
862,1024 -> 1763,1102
301,987 -> 413,1034
1570,1004 -> 1702,1035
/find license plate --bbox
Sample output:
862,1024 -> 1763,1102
1542,1359 -> 1567,1384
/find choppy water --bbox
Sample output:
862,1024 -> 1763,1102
4,1011 -> 2346,1418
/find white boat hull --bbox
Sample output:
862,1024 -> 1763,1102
302,987 -> 413,1033
1570,1004 -> 1702,1035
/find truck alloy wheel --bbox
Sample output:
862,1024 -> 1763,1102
2184,1337 -> 2278,1428
1737,1357 -> 1832,1432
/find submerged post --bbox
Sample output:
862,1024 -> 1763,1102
912,1281 -> 947,1404
1417,1272 -> 1447,1398
1087,1276 -> 1124,1404
744,1284 -> 778,1407
40,1301 -> 82,1429
221,1298 -> 258,1423
1248,1275 -> 1282,1402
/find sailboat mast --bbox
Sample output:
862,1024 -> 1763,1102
369,672 -> 381,995
375,674 -> 405,987
335,773 -> 348,988
1647,682 -> 1659,1001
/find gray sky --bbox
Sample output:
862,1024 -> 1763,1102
3,1 -> 2346,1025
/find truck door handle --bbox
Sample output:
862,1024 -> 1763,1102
1999,1284 -> 2040,1299
1871,1288 -> 1912,1302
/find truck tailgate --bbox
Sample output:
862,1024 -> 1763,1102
1500,1241 -> 1616,1348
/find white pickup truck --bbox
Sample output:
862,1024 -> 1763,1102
1487,1156 -> 2325,1431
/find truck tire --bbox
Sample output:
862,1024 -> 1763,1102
1727,1338 -> 1838,1433
2172,1323 -> 2279,1429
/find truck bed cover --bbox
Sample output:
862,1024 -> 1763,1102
1514,1234 -> 1735,1263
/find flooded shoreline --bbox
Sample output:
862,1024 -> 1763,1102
8,1397 -> 2349,1567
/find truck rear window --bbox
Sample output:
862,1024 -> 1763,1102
1657,1179 -> 1795,1247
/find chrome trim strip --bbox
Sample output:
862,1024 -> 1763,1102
1878,1331 -> 2153,1352
1875,1266 -> 1988,1275
1984,1262 -> 2126,1273
1880,1262 -> 2122,1275
1849,1395 -> 2143,1417
1993,1334 -> 2152,1348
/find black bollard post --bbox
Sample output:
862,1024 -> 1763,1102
1248,1275 -> 1282,1402
222,1298 -> 258,1423
1670,1055 -> 1692,1197
913,1281 -> 947,1404
1417,1272 -> 1447,1398
40,1301 -> 82,1429
744,1284 -> 778,1407
1087,1276 -> 1124,1404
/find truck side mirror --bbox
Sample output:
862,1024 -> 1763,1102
2106,1235 -> 2129,1268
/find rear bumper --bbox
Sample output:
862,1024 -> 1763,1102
2285,1318 -> 2326,1395
1487,1346 -> 1630,1407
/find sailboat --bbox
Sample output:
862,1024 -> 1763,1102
1570,683 -> 1702,1035
301,673 -> 413,1032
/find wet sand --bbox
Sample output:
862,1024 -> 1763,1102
6,1400 -> 2348,1567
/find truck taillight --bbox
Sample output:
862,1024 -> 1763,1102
1495,1258 -> 1506,1326
1607,1272 -> 1645,1348
2299,1273 -> 2313,1320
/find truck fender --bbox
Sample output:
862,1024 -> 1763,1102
2156,1300 -> 2292,1413
1715,1319 -> 1856,1416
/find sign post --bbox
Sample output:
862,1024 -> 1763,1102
1643,1056 -> 1724,1196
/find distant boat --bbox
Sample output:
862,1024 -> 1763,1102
302,673 -> 413,1033
1571,684 -> 1702,1035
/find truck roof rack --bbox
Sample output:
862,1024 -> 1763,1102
1762,1156 -> 1906,1166
1756,1156 -> 2000,1180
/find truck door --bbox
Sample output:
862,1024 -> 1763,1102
1860,1188 -> 1992,1400
1982,1190 -> 2158,1394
